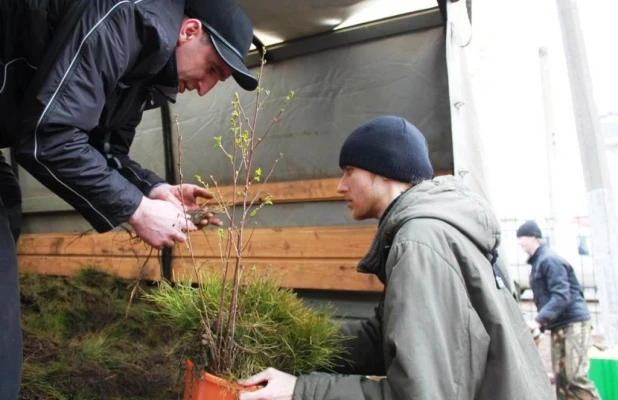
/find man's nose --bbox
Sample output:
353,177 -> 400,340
336,178 -> 346,194
198,79 -> 217,96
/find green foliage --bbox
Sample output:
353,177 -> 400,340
253,167 -> 262,182
194,175 -> 211,194
143,273 -> 347,380
19,270 -> 183,400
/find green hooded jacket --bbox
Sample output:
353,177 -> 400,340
293,176 -> 553,400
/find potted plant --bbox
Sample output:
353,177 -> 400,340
144,55 -> 347,400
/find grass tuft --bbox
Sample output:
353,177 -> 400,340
143,272 -> 348,381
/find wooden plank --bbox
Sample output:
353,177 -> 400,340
18,255 -> 382,292
203,178 -> 344,205
17,231 -> 154,257
175,225 -> 376,258
17,225 -> 377,259
16,224 -> 383,291
22,174 -> 453,214
171,258 -> 383,292
18,255 -> 161,281
200,171 -> 451,205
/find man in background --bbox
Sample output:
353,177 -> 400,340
517,220 -> 600,399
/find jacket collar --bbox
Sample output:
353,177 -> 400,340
151,56 -> 179,103
356,176 -> 502,281
357,187 -> 414,280
527,244 -> 547,265
378,191 -> 405,226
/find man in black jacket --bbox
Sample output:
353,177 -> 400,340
517,220 -> 600,399
0,0 -> 257,397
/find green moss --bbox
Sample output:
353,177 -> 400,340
19,269 -> 183,400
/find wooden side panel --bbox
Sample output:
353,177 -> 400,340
17,223 -> 382,292
17,232 -> 154,257
18,255 -> 161,281
204,178 -> 344,205
201,171 -> 450,205
171,259 -> 383,292
172,225 -> 375,258
17,176 -> 452,291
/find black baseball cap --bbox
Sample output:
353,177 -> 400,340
185,0 -> 258,91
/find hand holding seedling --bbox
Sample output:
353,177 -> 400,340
128,196 -> 196,248
149,183 -> 223,228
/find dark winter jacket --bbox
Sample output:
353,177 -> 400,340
528,244 -> 590,330
293,176 -> 553,400
0,0 -> 184,231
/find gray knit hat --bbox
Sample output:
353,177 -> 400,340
339,116 -> 434,183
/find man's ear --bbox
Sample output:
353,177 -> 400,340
178,18 -> 202,44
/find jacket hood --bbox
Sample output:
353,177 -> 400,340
130,0 -> 184,93
358,175 -> 502,275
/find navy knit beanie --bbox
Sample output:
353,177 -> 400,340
339,116 -> 434,183
516,220 -> 543,238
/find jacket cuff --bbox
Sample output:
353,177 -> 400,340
88,185 -> 143,233
145,181 -> 167,197
535,311 -> 552,326
293,374 -> 329,400
293,373 -> 366,400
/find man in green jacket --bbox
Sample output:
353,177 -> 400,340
239,116 -> 553,400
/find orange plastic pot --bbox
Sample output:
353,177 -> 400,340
184,359 -> 258,400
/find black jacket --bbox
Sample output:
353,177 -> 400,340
0,0 -> 184,231
528,244 -> 590,330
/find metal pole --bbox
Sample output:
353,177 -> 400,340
160,102 -> 176,282
538,47 -> 560,245
555,0 -> 618,346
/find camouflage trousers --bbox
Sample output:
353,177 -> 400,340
551,320 -> 601,400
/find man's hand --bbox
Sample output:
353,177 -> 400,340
527,319 -> 542,331
527,319 -> 543,345
149,183 -> 211,209
238,368 -> 297,400
148,183 -> 222,227
128,196 -> 197,248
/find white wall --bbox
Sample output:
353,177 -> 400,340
472,0 -> 617,221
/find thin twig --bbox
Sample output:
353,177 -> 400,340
247,154 -> 282,210
174,115 -> 213,344
125,245 -> 154,317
